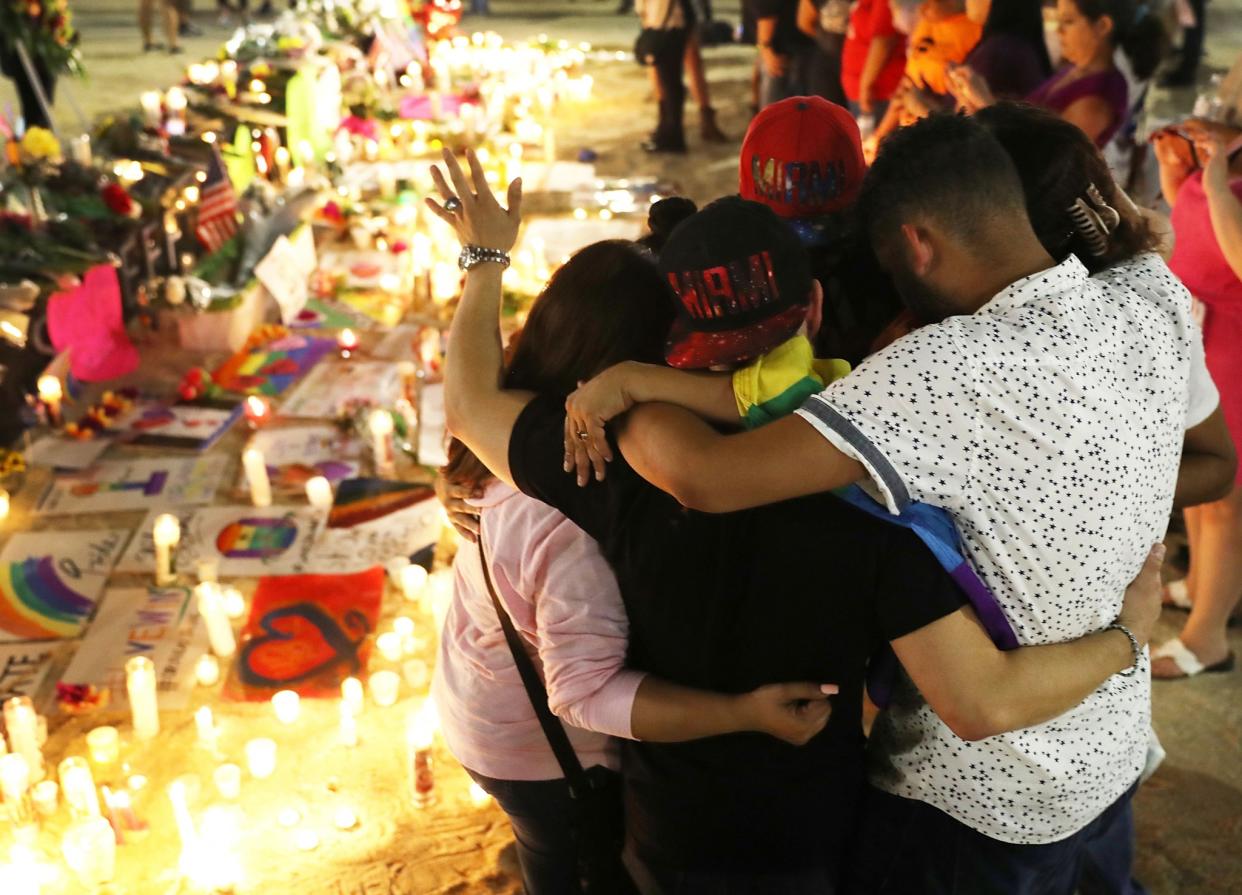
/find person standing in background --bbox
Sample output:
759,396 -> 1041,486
752,0 -> 814,108
139,0 -> 182,54
1,0 -> 80,130
840,0 -> 906,127
636,0 -> 691,152
1161,0 -> 1207,88
796,0 -> 849,105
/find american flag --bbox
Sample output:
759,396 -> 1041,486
194,148 -> 239,253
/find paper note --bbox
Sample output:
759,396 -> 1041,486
35,456 -> 227,515
0,643 -> 57,703
279,360 -> 400,419
255,235 -> 310,325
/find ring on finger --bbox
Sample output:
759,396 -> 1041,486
576,431 -> 591,441
443,197 -> 462,213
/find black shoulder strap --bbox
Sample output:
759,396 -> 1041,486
477,535 -> 592,798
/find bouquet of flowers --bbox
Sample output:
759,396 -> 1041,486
0,0 -> 83,78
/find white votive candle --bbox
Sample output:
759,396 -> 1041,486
399,564 -> 428,602
376,632 -> 402,662
341,677 -> 364,714
222,587 -> 247,620
369,410 -> 395,472
0,488 -> 10,524
32,779 -> 59,816
195,654 -> 220,687
245,739 -> 276,779
272,690 -> 300,724
242,448 -> 272,507
85,726 -> 119,768
369,671 -> 400,707
195,707 -> 217,749
339,702 -> 358,747
3,696 -> 44,782
125,657 -> 159,740
152,513 -> 181,586
196,584 -> 236,658
305,476 -> 333,509
58,757 -> 101,818
333,807 -> 358,830
213,764 -> 242,800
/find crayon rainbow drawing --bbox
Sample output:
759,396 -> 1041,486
0,556 -> 97,639
70,470 -> 168,498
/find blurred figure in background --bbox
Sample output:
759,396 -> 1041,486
796,0 -> 849,105
840,0 -> 906,127
753,0 -> 814,107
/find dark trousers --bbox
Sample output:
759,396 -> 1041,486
623,848 -> 836,895
467,767 -> 632,895
0,46 -> 55,130
802,36 -> 846,107
850,783 -> 1147,895
651,29 -> 689,148
1176,0 -> 1208,72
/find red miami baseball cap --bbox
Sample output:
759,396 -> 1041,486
739,96 -> 865,219
659,197 -> 812,370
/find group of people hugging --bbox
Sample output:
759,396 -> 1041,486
422,87 -> 1236,895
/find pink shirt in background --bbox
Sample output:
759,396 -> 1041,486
432,481 -> 646,782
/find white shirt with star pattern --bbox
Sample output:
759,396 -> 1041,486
796,253 -> 1212,845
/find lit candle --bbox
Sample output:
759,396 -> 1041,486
271,690 -> 300,724
305,476 -> 333,510
242,448 -> 272,507
106,787 -> 145,833
337,328 -> 359,358
402,659 -> 430,691
244,738 -> 276,779
407,706 -> 437,808
277,806 -> 301,827
61,816 -> 117,885
152,513 -> 180,586
1,752 -> 33,828
469,781 -> 492,807
32,779 -> 59,816
294,829 -> 320,851
167,779 -> 197,849
3,696 -> 43,782
243,396 -> 271,428
341,676 -> 364,713
394,615 -> 417,655
213,764 -> 242,800
125,656 -> 160,740
164,86 -> 187,136
369,670 -> 400,707
196,584 -> 236,658
338,702 -> 358,747
222,587 -> 247,619
376,632 -> 402,662
0,487 -> 10,524
139,90 -> 162,127
369,410 -> 395,473
85,726 -> 120,769
196,558 -> 218,584
333,807 -> 358,830
59,756 -> 101,818
37,375 -> 63,427
195,707 -> 217,750
195,654 -> 221,687
399,564 -> 428,602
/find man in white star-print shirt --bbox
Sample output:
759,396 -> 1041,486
605,114 -> 1234,893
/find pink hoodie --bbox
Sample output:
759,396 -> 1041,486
432,481 -> 646,781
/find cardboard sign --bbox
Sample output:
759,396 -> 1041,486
256,235 -> 310,325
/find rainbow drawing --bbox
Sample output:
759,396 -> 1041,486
216,517 -> 299,560
0,556 -> 97,639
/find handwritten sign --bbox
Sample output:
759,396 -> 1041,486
177,506 -> 327,577
0,643 -> 56,703
61,586 -> 207,710
308,480 -> 441,573
0,529 -> 129,641
35,456 -> 228,515
279,360 -> 400,420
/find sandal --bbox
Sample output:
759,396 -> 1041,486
1151,638 -> 1236,679
1162,579 -> 1192,610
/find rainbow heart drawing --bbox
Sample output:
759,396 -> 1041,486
0,556 -> 97,640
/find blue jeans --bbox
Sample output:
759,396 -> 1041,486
849,783 -> 1147,895
466,767 -> 632,895
623,847 -> 836,895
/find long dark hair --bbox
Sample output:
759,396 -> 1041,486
442,240 -> 676,491
983,0 -> 1052,77
1070,0 -> 1167,81
975,101 -> 1159,273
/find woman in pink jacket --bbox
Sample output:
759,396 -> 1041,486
431,240 -> 831,895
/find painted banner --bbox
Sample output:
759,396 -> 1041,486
35,456 -> 227,515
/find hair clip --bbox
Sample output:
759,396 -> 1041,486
1067,184 -> 1121,257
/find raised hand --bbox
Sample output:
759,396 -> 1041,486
425,148 -> 523,254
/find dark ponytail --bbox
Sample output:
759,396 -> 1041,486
1072,0 -> 1168,81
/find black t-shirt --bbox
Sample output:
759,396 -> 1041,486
509,396 -> 967,873
748,0 -> 813,55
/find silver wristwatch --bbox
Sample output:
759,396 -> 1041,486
458,245 -> 511,271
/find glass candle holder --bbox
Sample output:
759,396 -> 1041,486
245,739 -> 277,779
85,726 -> 120,769
369,671 -> 400,707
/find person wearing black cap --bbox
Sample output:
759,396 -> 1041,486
429,147 -> 1166,895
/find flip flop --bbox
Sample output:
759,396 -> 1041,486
1162,579 -> 1193,610
1151,638 -> 1236,679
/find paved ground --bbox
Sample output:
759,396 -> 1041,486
3,1 -> 1242,890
